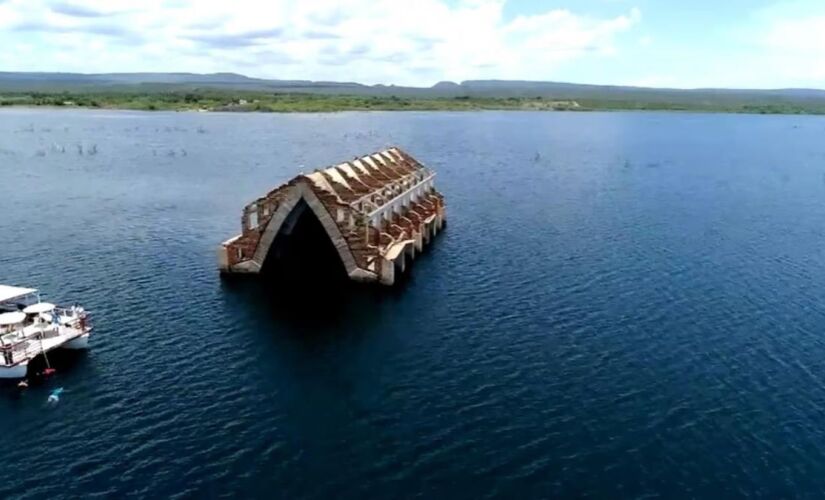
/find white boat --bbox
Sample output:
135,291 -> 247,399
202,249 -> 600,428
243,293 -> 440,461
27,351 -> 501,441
0,285 -> 91,379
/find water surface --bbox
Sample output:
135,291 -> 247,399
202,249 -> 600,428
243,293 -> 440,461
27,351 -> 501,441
2,109 -> 825,498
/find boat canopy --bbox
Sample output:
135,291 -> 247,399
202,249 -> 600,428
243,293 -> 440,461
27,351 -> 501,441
23,302 -> 55,314
0,312 -> 26,326
0,285 -> 37,304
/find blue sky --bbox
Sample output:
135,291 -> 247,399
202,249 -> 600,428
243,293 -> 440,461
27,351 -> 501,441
0,0 -> 824,88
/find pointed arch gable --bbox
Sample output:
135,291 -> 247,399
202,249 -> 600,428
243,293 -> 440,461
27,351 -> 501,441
219,148 -> 444,285
250,181 -> 368,280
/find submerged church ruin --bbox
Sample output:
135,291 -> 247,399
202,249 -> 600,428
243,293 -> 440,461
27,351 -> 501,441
218,147 -> 446,286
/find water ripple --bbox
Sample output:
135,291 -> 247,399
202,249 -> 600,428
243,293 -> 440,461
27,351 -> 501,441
2,110 -> 825,498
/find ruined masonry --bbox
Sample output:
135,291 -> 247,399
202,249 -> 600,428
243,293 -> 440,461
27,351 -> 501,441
218,147 -> 446,285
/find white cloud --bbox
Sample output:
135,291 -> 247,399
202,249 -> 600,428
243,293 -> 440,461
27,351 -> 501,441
618,6 -> 825,91
0,0 -> 641,85
761,14 -> 825,83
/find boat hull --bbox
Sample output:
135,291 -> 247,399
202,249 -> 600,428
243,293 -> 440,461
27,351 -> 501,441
63,333 -> 89,349
0,362 -> 27,379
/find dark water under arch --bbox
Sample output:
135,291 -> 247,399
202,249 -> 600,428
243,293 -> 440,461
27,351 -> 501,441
259,199 -> 350,287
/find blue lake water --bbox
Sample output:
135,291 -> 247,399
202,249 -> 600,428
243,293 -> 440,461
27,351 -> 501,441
2,108 -> 825,498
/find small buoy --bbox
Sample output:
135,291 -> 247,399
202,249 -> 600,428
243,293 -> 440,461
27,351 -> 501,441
43,368 -> 56,377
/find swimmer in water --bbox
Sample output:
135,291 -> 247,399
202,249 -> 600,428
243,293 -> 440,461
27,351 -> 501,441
47,387 -> 64,404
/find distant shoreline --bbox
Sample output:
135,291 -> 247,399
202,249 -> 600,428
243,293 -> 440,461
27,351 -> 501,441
2,91 -> 824,116
3,72 -> 825,116
4,105 -> 824,117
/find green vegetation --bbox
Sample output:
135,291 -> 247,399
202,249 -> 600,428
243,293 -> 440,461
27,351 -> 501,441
2,89 -> 825,115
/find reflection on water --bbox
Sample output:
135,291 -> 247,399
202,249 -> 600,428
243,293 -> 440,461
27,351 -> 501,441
221,278 -> 386,331
0,351 -> 90,391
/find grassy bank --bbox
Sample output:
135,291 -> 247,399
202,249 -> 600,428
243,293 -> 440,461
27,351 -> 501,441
2,90 -> 824,115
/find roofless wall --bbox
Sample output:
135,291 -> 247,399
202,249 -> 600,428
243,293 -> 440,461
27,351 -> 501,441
218,147 -> 446,286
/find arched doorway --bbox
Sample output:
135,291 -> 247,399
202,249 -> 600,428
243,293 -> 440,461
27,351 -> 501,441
259,199 -> 349,286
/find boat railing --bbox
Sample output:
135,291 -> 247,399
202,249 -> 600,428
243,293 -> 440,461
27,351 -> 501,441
55,305 -> 91,331
0,306 -> 90,361
0,340 -> 32,366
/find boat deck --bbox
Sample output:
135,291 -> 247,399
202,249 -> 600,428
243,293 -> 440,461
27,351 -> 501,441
1,325 -> 86,367
0,286 -> 91,377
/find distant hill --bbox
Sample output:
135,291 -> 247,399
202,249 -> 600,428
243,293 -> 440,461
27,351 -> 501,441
2,71 -> 825,113
448,80 -> 825,107
0,71 -> 367,93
